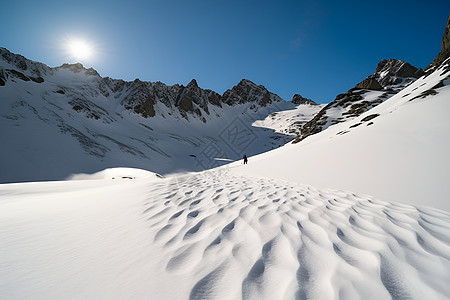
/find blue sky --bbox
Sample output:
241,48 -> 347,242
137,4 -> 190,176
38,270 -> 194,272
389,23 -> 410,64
1,0 -> 449,103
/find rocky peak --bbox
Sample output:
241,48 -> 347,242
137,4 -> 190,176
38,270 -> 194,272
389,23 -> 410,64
441,13 -> 450,54
294,58 -> 423,144
427,13 -> 450,71
0,47 -> 284,123
374,59 -> 423,85
353,59 -> 423,91
186,79 -> 199,89
0,47 -> 51,77
291,94 -> 318,105
354,77 -> 382,90
222,79 -> 282,107
59,63 -> 100,76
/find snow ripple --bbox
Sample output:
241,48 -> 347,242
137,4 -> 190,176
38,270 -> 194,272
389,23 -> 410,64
0,169 -> 449,299
140,170 -> 450,299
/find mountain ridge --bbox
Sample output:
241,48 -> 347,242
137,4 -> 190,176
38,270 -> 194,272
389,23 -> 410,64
1,47 -> 324,183
292,58 -> 424,143
0,47 -> 286,123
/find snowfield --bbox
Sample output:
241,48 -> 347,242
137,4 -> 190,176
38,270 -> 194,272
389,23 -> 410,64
1,168 -> 449,299
1,45 -> 450,299
236,62 -> 450,212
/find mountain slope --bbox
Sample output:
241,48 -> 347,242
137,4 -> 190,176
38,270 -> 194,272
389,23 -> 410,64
294,58 -> 424,142
234,59 -> 450,211
0,48 -> 322,183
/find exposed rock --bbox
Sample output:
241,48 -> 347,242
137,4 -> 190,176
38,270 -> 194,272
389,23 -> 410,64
0,47 -> 51,77
8,69 -> 30,81
361,114 -> 379,122
291,94 -> 318,105
354,77 -> 382,90
426,13 -> 450,71
60,63 -> 85,72
375,59 -> 424,83
30,76 -> 44,83
293,58 -> 422,143
409,89 -> 438,101
222,79 -> 283,107
207,91 -> 222,108
122,80 -> 156,118
0,70 -> 5,86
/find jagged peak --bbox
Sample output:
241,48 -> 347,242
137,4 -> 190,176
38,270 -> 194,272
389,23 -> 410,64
58,63 -> 100,76
237,78 -> 258,87
291,94 -> 318,105
186,78 -> 199,88
374,59 -> 423,79
426,13 -> 450,72
0,47 -> 52,76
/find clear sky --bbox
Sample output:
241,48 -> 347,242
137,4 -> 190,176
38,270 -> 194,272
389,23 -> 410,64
1,0 -> 449,103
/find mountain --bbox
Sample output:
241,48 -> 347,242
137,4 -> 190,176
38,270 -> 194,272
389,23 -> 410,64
237,55 -> 450,211
1,54 -> 450,295
0,48 -> 282,123
293,58 -> 424,143
0,47 -> 323,183
426,13 -> 450,72
291,94 -> 318,105
1,12 -> 450,300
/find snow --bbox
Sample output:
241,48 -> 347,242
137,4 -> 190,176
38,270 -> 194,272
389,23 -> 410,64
1,51 -> 450,298
1,168 -> 449,299
253,103 -> 325,135
0,67 -> 312,182
234,64 -> 450,212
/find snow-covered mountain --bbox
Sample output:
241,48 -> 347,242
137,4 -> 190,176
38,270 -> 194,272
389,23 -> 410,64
0,48 -> 321,183
1,14 -> 450,300
238,57 -> 450,211
294,58 -> 424,142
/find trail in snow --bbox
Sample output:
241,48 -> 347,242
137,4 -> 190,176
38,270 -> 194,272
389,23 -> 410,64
1,168 -> 449,299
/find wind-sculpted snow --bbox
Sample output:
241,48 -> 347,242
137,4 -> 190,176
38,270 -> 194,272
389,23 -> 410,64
1,169 -> 449,299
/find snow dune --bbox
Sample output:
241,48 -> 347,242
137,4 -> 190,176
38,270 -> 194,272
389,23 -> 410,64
1,168 -> 449,299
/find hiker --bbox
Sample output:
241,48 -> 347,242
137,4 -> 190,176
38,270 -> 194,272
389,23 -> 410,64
243,154 -> 248,164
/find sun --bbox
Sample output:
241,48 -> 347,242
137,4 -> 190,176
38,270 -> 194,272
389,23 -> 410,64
67,39 -> 92,60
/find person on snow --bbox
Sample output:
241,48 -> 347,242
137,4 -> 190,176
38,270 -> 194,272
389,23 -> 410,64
243,154 -> 248,164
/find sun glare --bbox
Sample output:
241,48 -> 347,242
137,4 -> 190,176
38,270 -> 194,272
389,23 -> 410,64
67,39 -> 92,61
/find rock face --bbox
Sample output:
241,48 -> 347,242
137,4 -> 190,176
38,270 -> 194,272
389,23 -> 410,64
427,13 -> 450,71
0,47 -> 284,123
291,94 -> 318,105
354,77 -> 382,90
293,58 -> 423,143
222,79 -> 282,107
373,59 -> 424,88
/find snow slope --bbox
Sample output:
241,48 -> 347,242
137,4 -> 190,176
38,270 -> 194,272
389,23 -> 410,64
0,48 -> 322,183
235,61 -> 450,211
1,168 -> 449,299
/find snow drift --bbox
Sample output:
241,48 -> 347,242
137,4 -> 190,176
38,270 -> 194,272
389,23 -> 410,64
1,169 -> 449,299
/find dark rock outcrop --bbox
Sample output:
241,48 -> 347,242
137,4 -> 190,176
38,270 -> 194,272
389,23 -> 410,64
122,79 -> 157,118
354,77 -> 382,90
222,79 -> 282,107
293,58 -> 422,143
175,79 -> 222,121
426,13 -> 450,71
291,94 -> 318,105
374,59 -> 423,87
